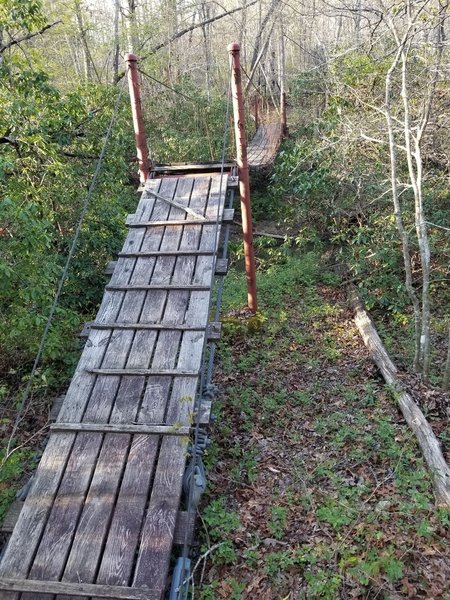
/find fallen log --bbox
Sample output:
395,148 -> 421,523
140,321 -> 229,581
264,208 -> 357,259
348,285 -> 450,506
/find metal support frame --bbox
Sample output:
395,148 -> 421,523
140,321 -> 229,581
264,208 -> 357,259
227,42 -> 258,313
125,53 -> 150,184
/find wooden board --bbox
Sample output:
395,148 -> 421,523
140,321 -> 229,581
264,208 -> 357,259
0,172 -> 228,600
247,123 -> 284,170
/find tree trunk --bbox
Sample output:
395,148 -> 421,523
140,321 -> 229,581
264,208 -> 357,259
354,0 -> 361,44
239,0 -> 247,64
249,0 -> 281,75
74,0 -> 91,81
244,20 -> 276,95
278,17 -> 286,132
112,0 -> 120,83
65,34 -> 82,78
384,37 -> 422,372
400,44 -> 432,381
201,2 -> 212,101
348,286 -> 450,506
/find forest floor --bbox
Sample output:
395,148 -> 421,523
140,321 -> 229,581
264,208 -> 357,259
196,251 -> 450,600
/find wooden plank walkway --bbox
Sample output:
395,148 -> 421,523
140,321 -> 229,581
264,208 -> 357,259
247,123 -> 284,170
0,172 -> 229,600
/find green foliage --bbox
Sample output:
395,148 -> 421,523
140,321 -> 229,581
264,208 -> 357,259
264,550 -> 297,577
0,6 -> 138,526
316,499 -> 356,531
0,448 -> 32,522
268,505 -> 288,539
0,0 -> 46,33
0,51 -> 135,383
202,497 -> 240,565
143,79 -> 230,163
267,50 -> 450,383
346,548 -> 404,585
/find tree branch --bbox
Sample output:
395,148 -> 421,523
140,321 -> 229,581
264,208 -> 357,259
0,135 -> 21,156
0,21 -> 62,55
139,1 -> 258,57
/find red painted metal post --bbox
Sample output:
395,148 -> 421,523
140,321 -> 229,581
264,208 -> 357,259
125,53 -> 149,184
228,42 -> 258,313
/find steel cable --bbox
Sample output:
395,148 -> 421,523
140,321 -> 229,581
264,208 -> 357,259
3,74 -> 128,463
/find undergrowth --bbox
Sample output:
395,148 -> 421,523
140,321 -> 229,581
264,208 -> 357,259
198,252 -> 450,599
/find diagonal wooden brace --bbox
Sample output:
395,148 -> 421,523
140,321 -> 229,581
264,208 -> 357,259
146,189 -> 206,221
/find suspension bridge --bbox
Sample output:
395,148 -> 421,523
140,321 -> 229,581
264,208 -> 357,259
0,43 -> 285,600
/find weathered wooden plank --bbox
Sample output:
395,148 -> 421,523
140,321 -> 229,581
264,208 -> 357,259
87,368 -> 199,376
125,207 -> 234,227
49,394 -> 66,421
0,578 -> 157,599
152,162 -> 235,172
118,250 -> 215,257
57,434 -> 129,597
106,284 -> 210,291
172,511 -> 196,546
50,423 -> 190,435
131,379 -> 195,593
86,321 -> 221,339
126,216 -> 210,227
104,260 -> 116,275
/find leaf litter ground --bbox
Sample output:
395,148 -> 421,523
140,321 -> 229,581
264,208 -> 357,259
196,256 -> 450,600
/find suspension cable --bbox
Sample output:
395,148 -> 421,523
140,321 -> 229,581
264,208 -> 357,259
4,74 -> 128,462
137,66 -> 198,103
137,64 -> 227,162
241,63 -> 264,97
177,59 -> 233,599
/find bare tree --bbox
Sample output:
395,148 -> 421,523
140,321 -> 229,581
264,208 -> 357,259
380,0 -> 447,382
113,0 -> 121,83
74,0 -> 97,81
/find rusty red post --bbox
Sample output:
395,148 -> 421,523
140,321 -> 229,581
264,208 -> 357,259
125,53 -> 149,184
228,42 -> 258,313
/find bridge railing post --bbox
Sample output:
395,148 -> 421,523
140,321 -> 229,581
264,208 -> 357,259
227,42 -> 258,314
125,53 -> 149,184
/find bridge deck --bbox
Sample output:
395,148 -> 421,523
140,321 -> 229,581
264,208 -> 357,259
247,122 -> 284,170
0,173 -> 229,599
